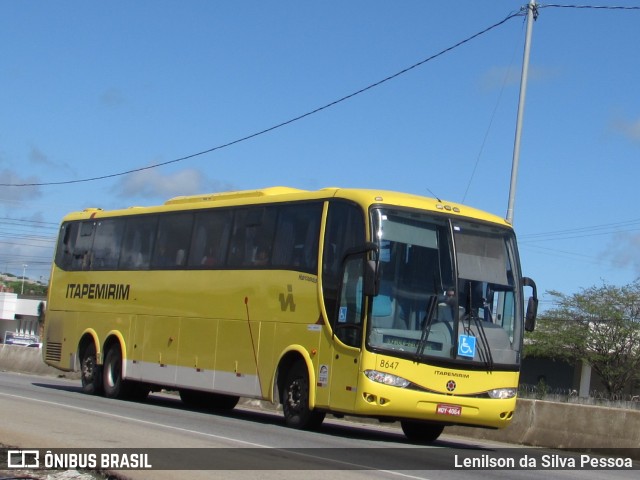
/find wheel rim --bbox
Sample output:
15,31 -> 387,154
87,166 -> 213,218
82,356 -> 95,384
287,378 -> 304,413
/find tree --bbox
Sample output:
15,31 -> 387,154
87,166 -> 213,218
2,279 -> 48,296
525,281 -> 640,398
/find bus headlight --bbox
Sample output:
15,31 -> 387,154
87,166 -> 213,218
487,388 -> 517,399
364,370 -> 410,388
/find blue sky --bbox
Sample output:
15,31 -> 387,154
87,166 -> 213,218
1,1 -> 639,309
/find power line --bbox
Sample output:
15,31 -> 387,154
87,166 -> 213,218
0,217 -> 59,227
0,9 -> 525,188
461,26 -> 523,204
0,225 -> 58,236
540,4 -> 640,10
519,215 -> 640,268
519,218 -> 640,242
0,255 -> 51,263
0,240 -> 54,250
520,244 -> 606,265
0,232 -> 55,242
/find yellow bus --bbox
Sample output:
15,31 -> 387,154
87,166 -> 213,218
43,186 -> 537,442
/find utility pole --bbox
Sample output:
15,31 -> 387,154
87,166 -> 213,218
506,0 -> 537,224
21,264 -> 28,295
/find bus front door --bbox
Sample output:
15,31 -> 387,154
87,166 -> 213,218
329,254 -> 365,413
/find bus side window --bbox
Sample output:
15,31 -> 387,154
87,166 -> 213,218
190,223 -> 208,266
228,207 -> 277,268
272,217 -> 295,266
119,216 -> 157,270
152,213 -> 193,269
298,213 -> 321,270
71,222 -> 96,271
272,202 -> 322,272
227,209 -> 248,267
56,223 -> 78,271
188,209 -> 232,268
92,219 -> 124,270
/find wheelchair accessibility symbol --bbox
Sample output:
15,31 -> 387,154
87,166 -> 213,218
458,334 -> 476,358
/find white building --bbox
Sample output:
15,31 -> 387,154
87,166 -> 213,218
0,292 -> 45,345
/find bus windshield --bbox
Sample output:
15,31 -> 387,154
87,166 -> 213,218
367,208 -> 522,369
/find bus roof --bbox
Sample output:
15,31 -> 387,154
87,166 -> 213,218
60,186 -> 511,228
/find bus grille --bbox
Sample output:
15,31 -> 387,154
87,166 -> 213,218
45,343 -> 62,363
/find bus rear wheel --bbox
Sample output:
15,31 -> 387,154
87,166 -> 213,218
400,421 -> 444,443
102,345 -> 148,400
281,362 -> 325,430
80,343 -> 102,396
103,346 -> 125,399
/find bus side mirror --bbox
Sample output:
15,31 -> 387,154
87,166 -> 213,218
342,242 -> 380,297
525,297 -> 538,332
363,260 -> 378,297
523,276 -> 538,332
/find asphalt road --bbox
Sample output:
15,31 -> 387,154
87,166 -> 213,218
0,371 -> 636,480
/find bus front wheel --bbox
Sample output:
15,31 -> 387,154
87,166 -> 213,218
80,343 -> 103,396
400,421 -> 444,443
282,362 -> 325,430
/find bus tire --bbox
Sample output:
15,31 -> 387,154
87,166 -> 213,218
80,343 -> 103,396
400,421 -> 444,443
103,345 -> 133,399
282,362 -> 325,430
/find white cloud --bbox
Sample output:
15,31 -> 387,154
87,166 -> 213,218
100,87 -> 126,107
29,146 -> 49,165
112,167 -> 235,201
604,232 -> 640,276
28,145 -> 75,175
479,65 -> 560,92
0,169 -> 43,206
480,66 -> 521,91
612,117 -> 640,143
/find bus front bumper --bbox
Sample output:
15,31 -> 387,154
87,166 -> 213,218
355,376 -> 517,429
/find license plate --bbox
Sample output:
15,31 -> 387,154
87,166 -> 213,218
436,404 -> 462,416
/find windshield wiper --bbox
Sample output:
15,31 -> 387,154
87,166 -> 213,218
468,314 -> 494,370
415,295 -> 438,361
